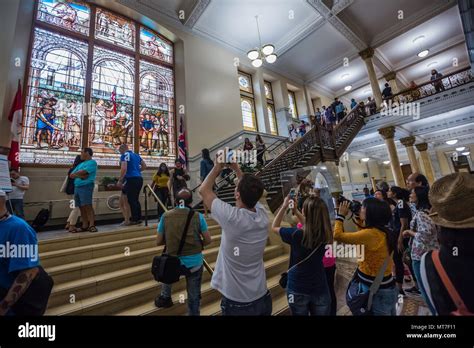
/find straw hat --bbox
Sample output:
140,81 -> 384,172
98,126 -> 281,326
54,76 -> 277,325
429,173 -> 474,229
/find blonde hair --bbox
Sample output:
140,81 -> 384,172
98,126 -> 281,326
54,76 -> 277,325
301,196 -> 332,249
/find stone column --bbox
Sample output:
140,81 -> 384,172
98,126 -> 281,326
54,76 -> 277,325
359,48 -> 383,108
253,69 -> 271,133
378,126 -> 404,186
383,71 -> 400,95
415,142 -> 435,185
400,136 -> 420,173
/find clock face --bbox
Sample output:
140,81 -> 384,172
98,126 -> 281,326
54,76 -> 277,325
239,76 -> 249,88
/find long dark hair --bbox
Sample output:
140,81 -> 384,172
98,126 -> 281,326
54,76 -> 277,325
156,163 -> 170,176
72,155 -> 83,169
390,186 -> 410,201
201,148 -> 214,165
256,134 -> 264,144
413,186 -> 431,211
301,197 -> 332,249
363,198 -> 397,253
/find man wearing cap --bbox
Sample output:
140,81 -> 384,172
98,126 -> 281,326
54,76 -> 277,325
0,190 -> 40,315
154,188 -> 211,315
419,173 -> 474,315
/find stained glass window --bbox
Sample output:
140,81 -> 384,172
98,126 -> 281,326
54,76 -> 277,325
140,28 -> 173,64
238,72 -> 253,94
95,8 -> 135,50
22,28 -> 88,165
264,81 -> 273,100
22,1 -> 176,167
267,105 -> 278,135
139,61 -> 175,166
241,97 -> 256,131
37,0 -> 90,35
288,90 -> 298,118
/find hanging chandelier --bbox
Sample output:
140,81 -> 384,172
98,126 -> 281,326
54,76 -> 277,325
247,15 -> 277,68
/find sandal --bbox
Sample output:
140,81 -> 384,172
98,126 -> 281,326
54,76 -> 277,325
69,228 -> 79,233
88,226 -> 98,233
76,226 -> 89,232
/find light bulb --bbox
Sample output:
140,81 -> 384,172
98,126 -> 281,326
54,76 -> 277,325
446,139 -> 458,145
262,44 -> 274,56
417,49 -> 429,58
265,54 -> 277,64
247,50 -> 259,60
252,58 -> 263,68
456,147 -> 465,151
361,157 -> 370,162
344,85 -> 352,91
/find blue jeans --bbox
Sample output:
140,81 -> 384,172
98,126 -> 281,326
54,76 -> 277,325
161,266 -> 203,316
412,259 -> 436,315
359,282 -> 398,316
287,289 -> 331,316
221,291 -> 272,316
7,199 -> 25,219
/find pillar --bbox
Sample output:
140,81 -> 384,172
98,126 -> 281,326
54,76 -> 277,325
383,71 -> 400,95
252,69 -> 271,133
303,85 -> 315,116
400,136 -> 420,173
359,48 -> 383,108
415,143 -> 435,185
378,126 -> 404,186
272,79 -> 292,136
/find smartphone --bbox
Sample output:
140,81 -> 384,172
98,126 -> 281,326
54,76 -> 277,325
289,188 -> 296,200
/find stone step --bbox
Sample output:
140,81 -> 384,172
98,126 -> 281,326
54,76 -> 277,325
115,253 -> 288,316
47,245 -> 285,315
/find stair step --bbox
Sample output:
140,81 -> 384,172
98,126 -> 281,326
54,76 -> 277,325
47,245 -> 285,315
116,253 -> 288,316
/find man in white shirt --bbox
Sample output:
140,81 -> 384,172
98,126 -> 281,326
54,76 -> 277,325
7,169 -> 29,220
199,161 -> 271,315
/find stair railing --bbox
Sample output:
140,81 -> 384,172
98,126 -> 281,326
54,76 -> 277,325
143,184 -> 214,275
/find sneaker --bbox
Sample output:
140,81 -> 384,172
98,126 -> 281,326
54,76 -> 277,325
155,296 -> 173,308
405,286 -> 421,295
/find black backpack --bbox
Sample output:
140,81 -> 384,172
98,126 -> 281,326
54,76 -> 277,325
32,209 -> 49,231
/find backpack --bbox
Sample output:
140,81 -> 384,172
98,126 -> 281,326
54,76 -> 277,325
31,209 -> 49,231
431,250 -> 474,316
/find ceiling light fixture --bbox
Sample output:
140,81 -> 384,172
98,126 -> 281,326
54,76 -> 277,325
247,16 -> 277,68
456,147 -> 466,152
344,85 -> 352,91
341,73 -> 350,80
462,151 -> 470,156
413,35 -> 429,58
383,160 -> 390,165
446,139 -> 458,145
361,157 -> 370,162
427,61 -> 438,68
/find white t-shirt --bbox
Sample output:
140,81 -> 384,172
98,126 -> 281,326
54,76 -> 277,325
210,198 -> 269,302
8,176 -> 29,200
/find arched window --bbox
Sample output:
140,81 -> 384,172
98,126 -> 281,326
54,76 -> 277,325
22,0 -> 175,167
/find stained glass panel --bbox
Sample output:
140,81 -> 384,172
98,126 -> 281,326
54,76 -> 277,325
140,27 -> 173,64
264,81 -> 273,100
21,28 -> 87,165
139,61 -> 175,166
90,46 -> 135,163
288,90 -> 298,118
95,8 -> 135,51
241,96 -> 256,131
267,105 -> 278,135
37,0 -> 90,35
238,72 -> 253,94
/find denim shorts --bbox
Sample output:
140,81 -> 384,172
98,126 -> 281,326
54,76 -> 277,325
74,183 -> 94,207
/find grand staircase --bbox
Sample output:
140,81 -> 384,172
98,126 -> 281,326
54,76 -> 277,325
42,106 -> 366,316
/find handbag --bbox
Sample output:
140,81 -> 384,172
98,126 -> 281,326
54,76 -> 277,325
346,252 -> 393,316
279,241 -> 321,289
0,266 -> 54,316
151,209 -> 194,284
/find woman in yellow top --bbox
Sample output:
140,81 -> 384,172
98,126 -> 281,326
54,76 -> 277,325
335,198 -> 398,315
151,163 -> 170,220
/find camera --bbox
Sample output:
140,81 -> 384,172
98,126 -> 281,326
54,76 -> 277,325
337,195 -> 362,215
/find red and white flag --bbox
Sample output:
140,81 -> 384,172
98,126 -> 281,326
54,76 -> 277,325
8,81 -> 22,170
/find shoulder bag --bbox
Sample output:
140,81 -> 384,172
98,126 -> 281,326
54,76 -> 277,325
151,209 -> 195,284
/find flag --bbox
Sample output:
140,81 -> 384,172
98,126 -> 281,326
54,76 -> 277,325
178,116 -> 187,168
111,86 -> 117,114
8,81 -> 22,170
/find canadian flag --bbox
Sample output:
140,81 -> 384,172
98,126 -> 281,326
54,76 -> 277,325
8,81 -> 22,170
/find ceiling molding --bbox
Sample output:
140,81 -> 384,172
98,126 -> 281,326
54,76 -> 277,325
277,16 -> 326,57
306,50 -> 359,83
308,80 -> 335,99
184,0 -> 211,28
370,0 -> 458,48
331,0 -> 354,15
